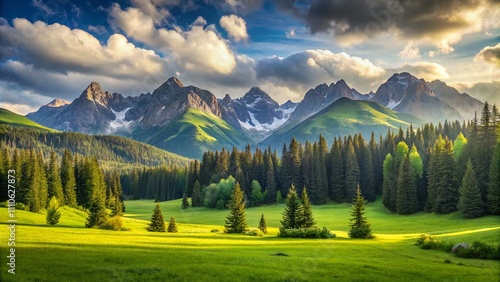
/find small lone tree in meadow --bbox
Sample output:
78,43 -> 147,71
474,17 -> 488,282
258,213 -> 268,234
168,216 -> 178,233
46,196 -> 61,225
147,203 -> 166,232
281,184 -> 303,229
348,185 -> 373,239
181,193 -> 190,209
86,201 -> 108,228
224,182 -> 248,233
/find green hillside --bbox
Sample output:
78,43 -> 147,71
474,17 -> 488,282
263,98 -> 423,146
133,108 -> 251,159
0,125 -> 191,169
0,108 -> 55,131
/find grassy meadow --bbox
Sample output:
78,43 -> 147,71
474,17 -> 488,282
1,199 -> 499,281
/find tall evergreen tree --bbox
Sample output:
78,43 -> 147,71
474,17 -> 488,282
47,149 -> 64,205
280,184 -> 303,229
348,185 -> 372,239
344,140 -> 360,201
60,149 -> 77,207
396,154 -> 419,214
265,155 -> 277,204
85,200 -> 108,228
458,160 -> 484,218
181,193 -> 189,209
224,182 -> 248,233
167,216 -> 178,233
329,139 -> 344,202
147,203 -> 166,232
300,187 -> 315,228
382,153 -> 395,211
487,141 -> 500,215
258,213 -> 268,234
191,180 -> 203,207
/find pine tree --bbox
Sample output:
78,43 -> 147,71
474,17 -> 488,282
348,185 -> 373,239
147,203 -> 166,232
191,180 -> 203,207
300,187 -> 315,228
224,182 -> 248,233
265,155 -> 277,204
382,153 -> 394,211
167,216 -> 178,233
280,184 -> 303,229
249,180 -> 264,207
258,213 -> 268,234
46,196 -> 61,225
47,149 -> 64,205
458,160 -> 484,218
396,154 -> 419,214
434,138 -> 459,214
181,193 -> 189,209
60,149 -> 77,207
330,139 -> 344,202
453,132 -> 467,160
85,200 -> 108,228
344,140 -> 360,201
487,142 -> 500,215
276,191 -> 283,204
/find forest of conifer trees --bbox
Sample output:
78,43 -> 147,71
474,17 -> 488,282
1,103 -> 499,219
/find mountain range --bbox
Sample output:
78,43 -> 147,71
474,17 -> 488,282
26,73 -> 484,158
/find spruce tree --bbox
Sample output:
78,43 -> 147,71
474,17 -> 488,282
46,196 -> 61,225
300,187 -> 315,228
224,182 -> 248,233
434,138 -> 459,214
396,154 -> 419,214
47,149 -> 64,205
258,213 -> 268,234
85,200 -> 108,228
60,149 -> 77,207
191,180 -> 203,207
458,160 -> 484,218
329,139 -> 344,202
276,191 -> 283,204
487,141 -> 500,215
280,184 -> 303,229
167,216 -> 178,233
147,203 -> 166,232
265,155 -> 277,204
181,193 -> 189,209
348,185 -> 373,239
344,140 -> 360,201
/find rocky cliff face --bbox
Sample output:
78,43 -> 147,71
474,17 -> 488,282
371,73 -> 464,122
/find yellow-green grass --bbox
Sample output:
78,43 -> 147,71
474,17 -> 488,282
0,108 -> 55,132
0,200 -> 498,282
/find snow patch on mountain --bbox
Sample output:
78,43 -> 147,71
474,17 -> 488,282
109,107 -> 132,131
386,100 -> 402,109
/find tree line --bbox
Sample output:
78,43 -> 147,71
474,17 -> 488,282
180,103 -> 499,218
0,147 -> 125,227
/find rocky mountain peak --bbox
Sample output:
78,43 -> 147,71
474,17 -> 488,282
80,82 -> 110,105
222,94 -> 232,103
154,77 -> 184,96
242,87 -> 277,106
46,99 -> 70,108
166,76 -> 184,87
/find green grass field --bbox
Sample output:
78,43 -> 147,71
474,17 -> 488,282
0,108 -> 55,132
1,199 -> 499,281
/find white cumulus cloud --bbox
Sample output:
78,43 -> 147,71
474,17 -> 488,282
219,14 -> 249,42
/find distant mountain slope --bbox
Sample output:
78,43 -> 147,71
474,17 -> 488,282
219,87 -> 298,142
429,80 -> 484,120
370,73 -> 463,122
262,98 -> 423,147
131,108 -> 251,159
0,108 -> 55,131
0,125 -> 190,169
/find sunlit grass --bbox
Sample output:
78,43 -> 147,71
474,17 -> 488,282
0,199 -> 498,281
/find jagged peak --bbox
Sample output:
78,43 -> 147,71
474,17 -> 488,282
166,76 -> 184,87
335,79 -> 350,88
81,81 -> 107,101
243,87 -> 272,101
46,99 -> 70,108
222,94 -> 232,103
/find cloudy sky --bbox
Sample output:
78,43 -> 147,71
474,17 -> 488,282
1,0 -> 499,114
